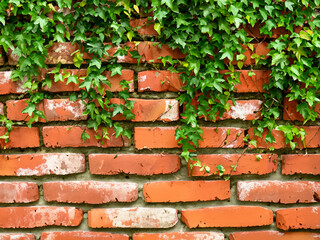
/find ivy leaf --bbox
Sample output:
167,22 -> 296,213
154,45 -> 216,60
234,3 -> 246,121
22,103 -> 36,116
161,0 -> 173,10
34,15 -> 49,31
81,130 -> 90,141
110,64 -> 123,77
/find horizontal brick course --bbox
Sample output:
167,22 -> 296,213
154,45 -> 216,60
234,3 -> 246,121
0,182 -> 39,203
0,234 -> 35,240
229,231 -> 320,240
276,207 -> 320,230
181,206 -> 273,228
190,154 -> 278,176
133,232 -> 224,240
282,154 -> 320,175
88,208 -> 178,228
42,126 -> 130,148
89,154 -> 180,175
43,181 -> 138,204
0,153 -> 85,176
237,181 -> 320,204
0,127 -> 40,149
143,180 -> 230,203
0,207 -> 82,228
134,127 -> 245,149
41,231 -> 129,240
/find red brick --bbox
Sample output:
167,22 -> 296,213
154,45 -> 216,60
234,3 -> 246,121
42,126 -> 130,148
6,99 -> 86,122
225,43 -> 269,66
134,127 -> 245,149
137,42 -> 186,63
89,154 -> 180,175
111,99 -> 179,122
0,127 -> 40,149
0,103 -> 3,115
190,154 -> 278,176
41,232 -> 129,240
248,128 -> 285,149
6,99 -> 43,122
138,71 -> 183,92
143,180 -> 230,203
237,181 -> 320,204
220,100 -> 262,120
130,18 -> 157,36
0,207 -> 82,228
0,182 -> 39,203
0,234 -> 35,240
133,232 -> 224,240
0,153 -> 85,176
282,154 -> 320,175
229,231 -> 320,240
0,71 -> 27,95
43,181 -> 138,204
220,70 -> 270,93
181,206 -> 273,228
295,126 -> 320,149
8,42 -> 184,65
40,69 -> 134,93
283,98 -> 320,121
88,208 -> 178,228
276,207 -> 320,230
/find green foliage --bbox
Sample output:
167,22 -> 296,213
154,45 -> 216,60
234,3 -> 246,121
0,0 -> 319,177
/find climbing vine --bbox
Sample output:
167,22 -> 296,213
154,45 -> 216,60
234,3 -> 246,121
0,0 -> 319,175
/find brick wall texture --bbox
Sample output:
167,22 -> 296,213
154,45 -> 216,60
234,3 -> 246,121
0,19 -> 319,240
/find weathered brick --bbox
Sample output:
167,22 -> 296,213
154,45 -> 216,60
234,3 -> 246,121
0,207 -> 83,228
220,100 -> 262,120
41,232 -> 129,240
220,70 -> 270,93
0,103 -> 3,115
283,98 -> 320,121
0,182 -> 39,203
0,71 -> 27,95
225,43 -> 269,66
248,128 -> 285,149
130,18 -> 157,36
229,231 -> 320,240
42,126 -> 130,148
111,99 -> 179,122
143,180 -> 230,203
133,232 -> 224,240
134,127 -> 245,149
89,154 -> 180,175
277,207 -> 320,230
0,234 -> 35,240
0,153 -> 85,176
190,154 -> 278,176
237,181 -> 320,204
0,127 -> 40,149
295,126 -> 320,149
88,208 -> 178,228
40,69 -> 134,93
6,99 -> 86,122
181,206 -> 273,228
138,71 -> 183,92
137,42 -> 186,63
282,154 -> 320,175
43,181 -> 138,204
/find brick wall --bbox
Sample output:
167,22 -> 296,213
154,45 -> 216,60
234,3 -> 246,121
0,19 -> 319,240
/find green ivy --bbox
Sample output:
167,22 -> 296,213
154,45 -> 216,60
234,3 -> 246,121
0,0 -> 319,176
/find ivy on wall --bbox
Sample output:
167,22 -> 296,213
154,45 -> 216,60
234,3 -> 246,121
0,0 -> 319,175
